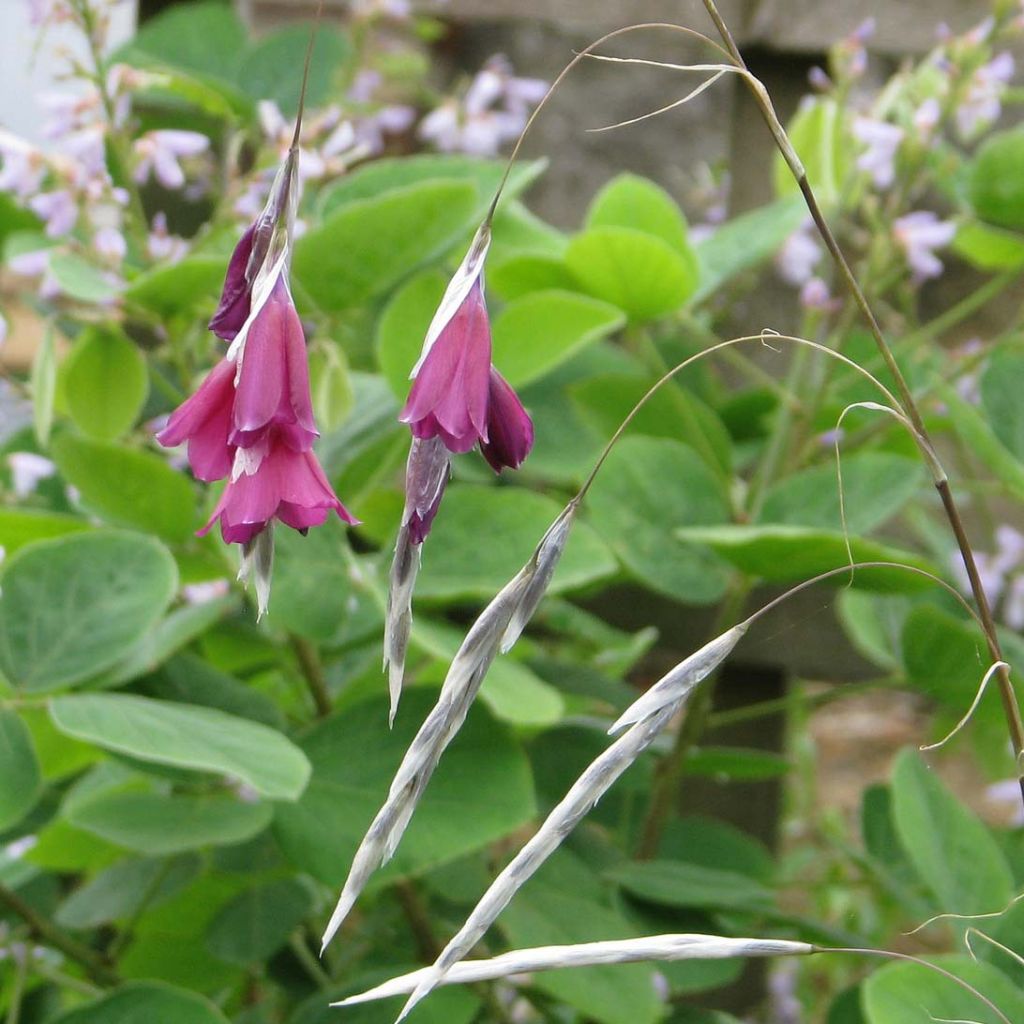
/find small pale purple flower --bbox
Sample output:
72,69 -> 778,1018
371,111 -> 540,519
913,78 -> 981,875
0,131 -> 45,199
808,66 -> 832,91
893,210 -> 957,282
93,225 -> 126,262
800,277 -> 838,312
852,117 -> 904,189
956,52 -> 1015,139
147,212 -> 188,263
776,222 -> 822,286
8,248 -> 51,278
7,452 -> 56,497
133,130 -> 209,189
913,98 -> 942,140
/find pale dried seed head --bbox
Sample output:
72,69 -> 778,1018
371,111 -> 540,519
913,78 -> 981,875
500,501 -> 577,653
333,934 -> 813,1005
608,623 -> 748,735
384,523 -> 420,725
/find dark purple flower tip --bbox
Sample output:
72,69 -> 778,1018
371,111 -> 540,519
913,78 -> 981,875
480,368 -> 533,473
229,274 -> 319,453
209,222 -> 257,342
198,438 -> 358,545
156,357 -> 236,482
398,279 -> 491,454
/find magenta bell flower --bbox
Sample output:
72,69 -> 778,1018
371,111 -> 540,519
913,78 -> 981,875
156,358 -> 235,482
208,221 -> 259,341
199,438 -> 358,545
480,367 -> 534,473
230,274 -> 318,453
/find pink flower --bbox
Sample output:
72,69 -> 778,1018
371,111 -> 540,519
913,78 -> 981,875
480,368 -> 534,472
229,274 -> 318,453
200,438 -> 357,545
133,130 -> 209,189
400,277 -> 492,452
156,358 -> 236,482
209,222 -> 261,341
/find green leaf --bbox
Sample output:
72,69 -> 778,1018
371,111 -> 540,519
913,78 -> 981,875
124,255 -> 227,318
30,323 -> 57,446
268,515 -> 353,641
55,854 -> 200,929
0,531 -> 177,692
694,195 -> 807,301
206,878 -> 313,964
236,26 -> 349,115
773,97 -> 852,204
318,155 -> 546,220
608,860 -> 775,913
566,226 -> 698,321
500,851 -> 663,1024
570,373 -> 732,478
294,181 -> 478,312
585,173 -> 690,254
49,251 -> 121,303
863,954 -> 1024,1024
309,342 -> 354,432
760,453 -> 924,533
62,326 -> 148,441
0,507 -> 89,555
488,252 -> 577,301
376,269 -> 446,399
585,437 -> 732,604
0,710 -> 41,829
119,1 -> 246,79
414,484 -> 616,602
491,290 -> 625,388
968,127 -> 1024,230
891,749 -> 1013,914
676,524 -> 937,591
49,693 -> 311,800
68,791 -> 273,854
52,433 -> 197,543
981,350 -> 1024,461
952,220 -> 1024,270
273,690 -> 535,886
50,980 -> 230,1024
941,383 -> 1024,502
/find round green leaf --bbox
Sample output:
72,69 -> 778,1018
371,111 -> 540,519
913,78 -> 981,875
863,954 -> 1024,1024
677,524 -> 937,592
273,690 -> 536,886
488,252 -> 576,301
0,507 -> 89,556
891,749 -> 1013,915
0,709 -> 42,829
585,173 -> 690,255
49,693 -> 311,800
0,531 -> 177,692
376,269 -> 446,399
68,791 -> 272,854
585,437 -> 731,604
953,220 -> 1024,270
293,181 -> 477,312
981,349 -> 1024,461
49,252 -> 121,304
62,326 -> 148,441
491,290 -> 625,388
206,878 -> 313,964
969,128 -> 1024,230
53,433 -> 197,543
124,255 -> 227,318
565,226 -> 698,321
50,980 -> 229,1024
608,860 -> 774,913
414,484 -> 616,602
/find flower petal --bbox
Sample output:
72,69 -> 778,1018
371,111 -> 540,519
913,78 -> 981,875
480,368 -> 533,473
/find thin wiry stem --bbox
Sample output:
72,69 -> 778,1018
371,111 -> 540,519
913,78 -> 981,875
482,23 -> 730,227
697,0 -> 1024,803
290,0 -> 326,152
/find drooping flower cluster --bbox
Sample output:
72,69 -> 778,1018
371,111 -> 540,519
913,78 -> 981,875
157,154 -> 357,614
384,222 -> 534,717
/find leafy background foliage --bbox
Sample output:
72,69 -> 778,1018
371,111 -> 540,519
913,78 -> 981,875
2,2 -> 1024,1023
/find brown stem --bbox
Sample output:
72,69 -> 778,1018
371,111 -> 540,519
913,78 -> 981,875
289,634 -> 331,717
394,881 -> 440,962
0,884 -> 119,988
700,0 -> 1024,804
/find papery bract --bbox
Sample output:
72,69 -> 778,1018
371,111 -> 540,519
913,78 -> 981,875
156,358 -> 235,482
201,439 -> 358,545
209,222 -> 258,341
